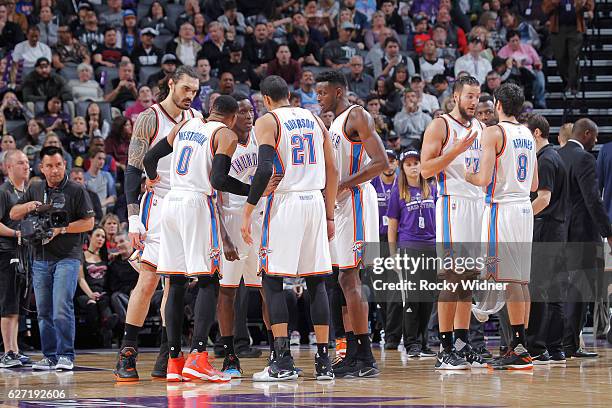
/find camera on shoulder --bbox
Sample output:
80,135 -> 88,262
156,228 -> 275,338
20,192 -> 69,242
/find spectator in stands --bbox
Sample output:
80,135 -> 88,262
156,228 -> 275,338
193,13 -> 208,45
32,132 -> 72,175
481,70 -> 502,95
37,5 -> 58,47
77,10 -> 104,53
124,86 -> 153,124
322,21 -> 359,69
218,71 -> 235,95
119,9 -> 138,55
344,0 -> 369,33
475,97 -> 496,126
480,11 -> 504,52
52,26 -> 90,72
365,26 -> 393,74
105,61 -> 137,110
434,6 -> 467,54
130,28 -> 162,74
412,15 -> 432,55
469,25 -> 495,61
267,44 -> 302,89
38,95 -> 70,139
66,116 -> 89,167
292,11 -> 325,47
244,21 -> 276,75
375,75 -> 403,117
558,122 -> 573,148
147,54 -> 177,90
304,1 -> 332,42
343,55 -> 372,100
139,1 -> 171,36
166,22 -> 201,67
431,25 -> 458,72
366,94 -> 392,141
93,28 -> 127,69
12,26 -> 52,74
393,89 -> 432,149
389,63 -> 410,92
0,134 -> 15,151
289,92 -> 301,108
334,7 -> 363,46
381,0 -> 405,34
0,91 -> 32,121
85,148 -> 116,213
364,10 -> 397,51
192,58 -> 219,112
23,118 -> 44,148
177,0 -> 200,29
454,37 -> 492,84
379,37 -> 415,79
100,0 -> 123,29
294,70 -> 319,115
4,0 -> 26,33
288,27 -> 321,67
0,3 -> 24,54
86,102 -> 110,140
69,2 -> 92,33
410,75 -> 440,114
543,0 -> 593,96
108,232 -> 139,328
499,9 -> 541,50
104,117 -> 131,169
199,22 -> 229,76
220,42 -> 259,90
497,30 -> 546,108
70,167 -> 102,223
217,0 -> 249,37
76,226 -> 117,347
101,213 -> 121,252
410,0 -> 441,18
418,40 -> 446,83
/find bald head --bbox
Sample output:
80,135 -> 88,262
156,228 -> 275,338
4,149 -> 27,165
571,118 -> 598,151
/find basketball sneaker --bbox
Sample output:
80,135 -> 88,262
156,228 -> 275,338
473,345 -> 493,359
260,354 -> 298,381
456,344 -> 489,368
491,344 -> 533,370
151,342 -> 169,378
434,349 -> 470,370
114,347 -> 139,382
222,354 -> 242,378
333,357 -> 379,378
0,351 -> 23,368
406,344 -> 421,358
167,354 -> 185,382
182,351 -> 231,382
549,351 -> 566,365
314,353 -> 334,380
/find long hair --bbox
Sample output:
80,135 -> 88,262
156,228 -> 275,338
397,157 -> 431,203
157,65 -> 200,102
108,116 -> 131,142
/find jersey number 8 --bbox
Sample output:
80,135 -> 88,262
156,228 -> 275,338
516,153 -> 528,182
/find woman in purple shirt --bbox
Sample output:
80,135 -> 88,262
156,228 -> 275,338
387,149 -> 437,358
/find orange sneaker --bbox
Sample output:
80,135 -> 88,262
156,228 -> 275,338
336,337 -> 347,359
182,351 -> 231,382
167,354 -> 185,382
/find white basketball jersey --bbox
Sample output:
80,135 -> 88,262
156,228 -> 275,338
221,128 -> 258,211
438,114 -> 485,199
268,107 -> 326,193
149,104 -> 199,196
328,105 -> 371,185
169,118 -> 224,195
485,121 -> 536,204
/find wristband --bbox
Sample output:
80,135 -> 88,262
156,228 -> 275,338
128,215 -> 146,234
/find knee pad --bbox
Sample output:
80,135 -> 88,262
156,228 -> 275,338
305,276 -> 330,326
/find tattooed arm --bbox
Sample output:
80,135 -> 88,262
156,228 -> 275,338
126,108 -> 157,250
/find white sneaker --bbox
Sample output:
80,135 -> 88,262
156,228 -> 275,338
32,357 -> 56,370
252,365 -> 271,381
290,331 -> 300,346
308,332 -> 316,345
55,356 -> 74,370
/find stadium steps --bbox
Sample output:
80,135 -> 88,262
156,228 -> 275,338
537,0 -> 612,147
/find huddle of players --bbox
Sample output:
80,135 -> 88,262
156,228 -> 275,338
112,65 -> 535,383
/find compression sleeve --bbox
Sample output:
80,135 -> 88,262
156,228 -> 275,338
125,165 -> 143,206
247,144 -> 275,206
210,154 -> 251,195
143,137 -> 173,180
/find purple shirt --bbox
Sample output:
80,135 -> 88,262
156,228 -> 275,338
371,176 -> 396,236
387,182 -> 437,247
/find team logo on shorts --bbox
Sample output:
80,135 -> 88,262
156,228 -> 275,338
209,248 -> 221,261
259,247 -> 272,260
352,240 -> 365,253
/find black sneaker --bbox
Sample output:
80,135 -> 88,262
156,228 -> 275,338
572,348 -> 598,358
267,354 -> 298,381
0,351 -> 23,368
315,353 -> 334,380
473,345 -> 493,359
491,344 -> 533,370
406,344 -> 421,358
334,358 -> 379,378
420,347 -> 437,358
222,354 -> 242,378
114,347 -> 139,382
532,350 -> 550,366
150,342 -> 168,378
383,342 -> 399,350
549,351 -> 566,366
434,349 -> 470,370
456,344 -> 489,368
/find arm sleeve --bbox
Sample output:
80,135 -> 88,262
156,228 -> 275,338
246,144 -> 276,206
576,154 -> 612,238
210,154 -> 251,196
143,137 -> 173,180
124,165 -> 143,206
387,186 -> 400,220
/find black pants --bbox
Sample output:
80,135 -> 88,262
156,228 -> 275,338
0,252 -> 21,317
76,293 -> 113,328
111,292 -> 129,326
527,220 -> 567,355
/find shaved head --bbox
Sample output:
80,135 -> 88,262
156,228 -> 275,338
571,118 -> 598,151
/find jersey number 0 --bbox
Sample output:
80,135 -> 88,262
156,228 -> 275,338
176,146 -> 193,175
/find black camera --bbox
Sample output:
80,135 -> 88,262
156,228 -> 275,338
20,192 -> 69,242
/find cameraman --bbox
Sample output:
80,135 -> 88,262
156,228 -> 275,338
10,146 -> 94,371
0,151 -> 29,368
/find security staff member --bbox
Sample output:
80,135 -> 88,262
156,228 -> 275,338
10,146 -> 94,371
0,150 -> 30,368
526,114 -> 570,364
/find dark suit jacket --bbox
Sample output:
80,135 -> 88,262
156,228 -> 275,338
558,140 -> 612,242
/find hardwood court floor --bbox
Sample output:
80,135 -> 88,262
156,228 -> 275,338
1,343 -> 611,407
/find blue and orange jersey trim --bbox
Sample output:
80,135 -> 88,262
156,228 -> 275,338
350,143 -> 364,175
207,196 -> 221,275
351,185 -> 365,268
259,193 -> 275,274
441,195 -> 453,254
486,203 -> 499,279
141,191 -> 154,231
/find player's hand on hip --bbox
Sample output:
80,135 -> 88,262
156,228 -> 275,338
241,216 -> 253,246
128,215 -> 146,250
327,219 -> 335,241
145,176 -> 160,191
128,232 -> 144,251
222,235 -> 240,261
263,174 -> 284,196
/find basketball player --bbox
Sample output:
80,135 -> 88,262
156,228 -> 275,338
465,83 -> 538,369
241,75 -> 338,381
420,75 -> 488,369
142,95 -> 254,382
215,93 -> 273,378
315,70 -> 388,378
114,66 -> 201,382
